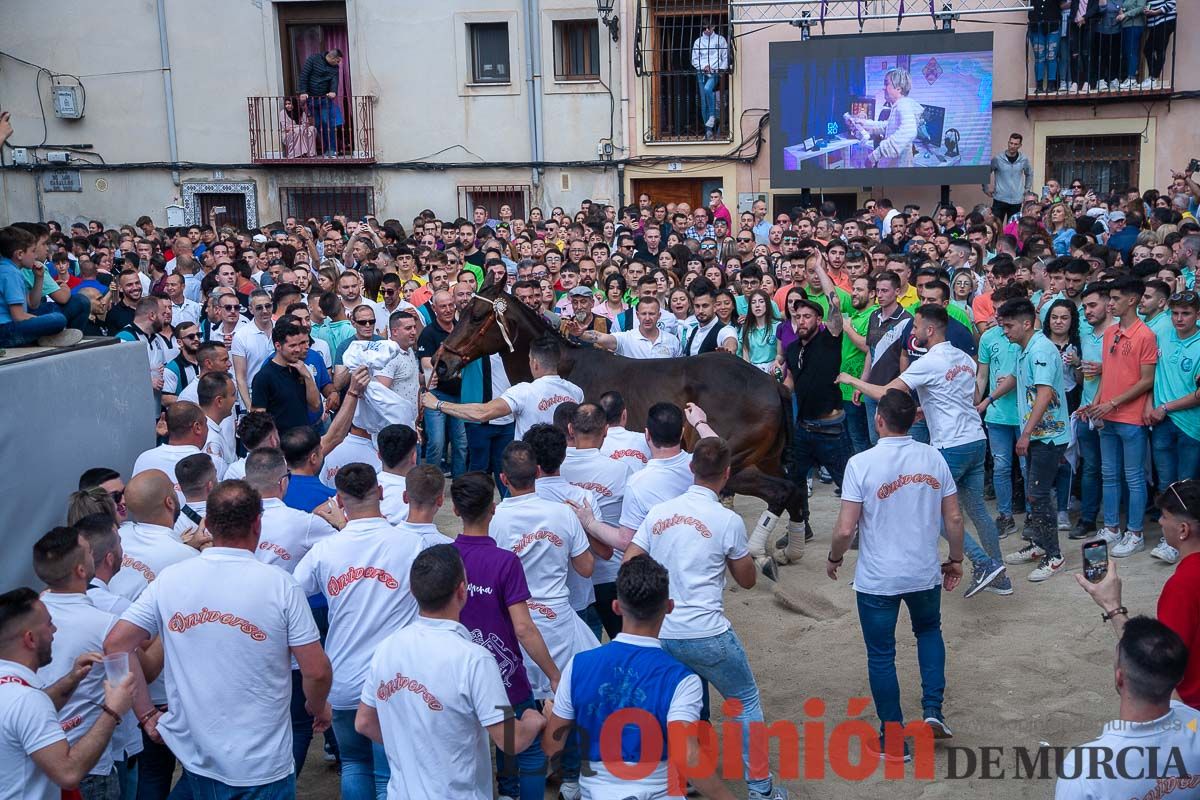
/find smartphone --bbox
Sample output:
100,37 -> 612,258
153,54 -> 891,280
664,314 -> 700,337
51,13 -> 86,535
1082,540 -> 1108,584
212,206 -> 227,215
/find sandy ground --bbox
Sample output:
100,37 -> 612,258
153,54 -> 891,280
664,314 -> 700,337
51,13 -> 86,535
294,482 -> 1173,799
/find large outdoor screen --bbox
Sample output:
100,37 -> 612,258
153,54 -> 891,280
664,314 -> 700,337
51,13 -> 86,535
770,31 -> 994,188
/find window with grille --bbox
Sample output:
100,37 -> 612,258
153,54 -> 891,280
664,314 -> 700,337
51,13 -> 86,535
554,20 -> 601,80
469,23 -> 511,84
279,186 -> 376,222
458,185 -> 530,221
635,0 -> 734,143
1045,135 -> 1141,197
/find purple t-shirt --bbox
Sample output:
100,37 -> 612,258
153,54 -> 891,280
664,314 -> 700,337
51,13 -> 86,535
776,320 -> 801,354
453,534 -> 534,706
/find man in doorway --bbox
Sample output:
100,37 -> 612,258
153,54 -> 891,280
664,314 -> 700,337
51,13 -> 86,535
298,49 -> 344,157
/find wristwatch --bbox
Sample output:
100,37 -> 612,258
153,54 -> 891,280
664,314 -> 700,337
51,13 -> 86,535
1102,606 -> 1128,622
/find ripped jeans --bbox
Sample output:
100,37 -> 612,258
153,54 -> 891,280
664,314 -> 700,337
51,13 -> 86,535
1028,23 -> 1060,84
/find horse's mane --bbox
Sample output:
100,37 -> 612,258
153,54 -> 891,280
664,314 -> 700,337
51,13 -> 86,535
486,283 -> 585,351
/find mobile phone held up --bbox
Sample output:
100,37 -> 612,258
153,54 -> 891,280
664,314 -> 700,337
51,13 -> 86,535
1082,540 -> 1108,584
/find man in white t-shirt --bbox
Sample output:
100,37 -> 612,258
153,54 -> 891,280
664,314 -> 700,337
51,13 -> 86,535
172,453 -> 216,544
33,526 -> 156,800
827,389 -> 964,759
354,545 -> 546,800
108,469 -> 199,603
545,555 -> 733,800
423,337 -> 584,440
577,296 -> 682,358
294,464 -> 424,800
625,437 -> 787,800
0,587 -> 136,800
131,402 -> 206,487
561,403 -> 632,641
598,390 -> 652,471
105,480 -> 333,797
375,424 -> 419,524
320,425 -> 382,489
223,411 -> 279,482
197,372 -> 236,480
1055,617 -> 1200,800
839,304 -> 1008,599
392,465 -> 456,548
375,310 -> 421,430
231,289 -> 275,410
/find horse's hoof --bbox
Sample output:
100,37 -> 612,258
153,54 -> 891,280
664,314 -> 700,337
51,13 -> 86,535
756,557 -> 779,582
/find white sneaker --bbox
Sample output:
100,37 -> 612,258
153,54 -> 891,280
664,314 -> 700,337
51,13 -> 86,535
1097,80 -> 1109,91
1057,511 -> 1071,531
1111,532 -> 1145,558
1118,79 -> 1134,90
1151,541 -> 1180,564
1097,527 -> 1123,545
1139,77 -> 1154,89
559,781 -> 581,800
1004,543 -> 1045,565
1028,555 -> 1065,582
1068,82 -> 1079,93
705,115 -> 716,129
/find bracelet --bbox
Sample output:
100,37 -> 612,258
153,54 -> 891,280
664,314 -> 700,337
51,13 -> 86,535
348,392 -> 361,399
827,552 -> 843,565
1102,606 -> 1128,622
436,399 -> 444,412
95,703 -> 121,724
137,708 -> 159,726
945,558 -> 963,564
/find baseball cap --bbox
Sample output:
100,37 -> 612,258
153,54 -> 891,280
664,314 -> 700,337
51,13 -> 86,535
568,286 -> 593,298
252,234 -> 269,243
1109,210 -> 1126,221
1085,208 -> 1107,220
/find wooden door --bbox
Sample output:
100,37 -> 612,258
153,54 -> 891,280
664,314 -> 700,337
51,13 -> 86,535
198,193 -> 248,229
630,178 -> 704,211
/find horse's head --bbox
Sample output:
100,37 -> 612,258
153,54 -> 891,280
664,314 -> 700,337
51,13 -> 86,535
432,280 -> 527,381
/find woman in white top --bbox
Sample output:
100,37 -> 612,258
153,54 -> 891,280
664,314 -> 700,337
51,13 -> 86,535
845,68 -> 921,168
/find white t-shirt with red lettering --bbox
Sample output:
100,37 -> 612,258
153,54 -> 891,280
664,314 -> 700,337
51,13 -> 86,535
631,485 -> 748,640
320,433 -> 382,490
361,617 -> 509,800
294,517 -> 423,709
619,451 -> 694,532
560,447 -> 631,585
534,476 -> 601,612
899,341 -> 985,450
253,497 -> 338,573
841,435 -> 958,596
0,658 -> 64,800
499,375 -> 584,440
119,547 -> 319,787
600,426 -> 652,472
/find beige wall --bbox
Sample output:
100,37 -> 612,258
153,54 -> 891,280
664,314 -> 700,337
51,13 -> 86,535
0,0 -> 623,223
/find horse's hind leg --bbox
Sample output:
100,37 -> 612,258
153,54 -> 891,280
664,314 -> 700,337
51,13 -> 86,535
776,481 -> 812,565
724,466 -> 793,581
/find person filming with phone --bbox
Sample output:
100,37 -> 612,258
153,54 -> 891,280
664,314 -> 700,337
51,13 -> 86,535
1077,480 -> 1200,712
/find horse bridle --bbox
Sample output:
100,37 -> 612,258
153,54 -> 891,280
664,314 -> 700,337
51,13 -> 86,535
438,293 -> 516,363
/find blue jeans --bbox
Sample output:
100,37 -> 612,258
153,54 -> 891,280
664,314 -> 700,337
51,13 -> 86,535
790,415 -> 851,488
910,418 -> 930,444
696,71 -> 718,128
1099,421 -> 1149,533
856,588 -> 945,729
331,709 -> 389,800
661,630 -> 772,796
864,395 -> 880,445
1151,417 -> 1200,489
986,422 -> 1022,517
467,421 -> 514,497
423,390 -> 468,477
289,671 -> 313,775
137,729 -> 177,800
0,305 -> 67,347
82,769 -> 122,800
58,291 -> 92,331
308,96 -> 340,155
1028,23 -> 1060,83
1075,418 -> 1103,525
843,400 -> 871,456
575,604 -> 603,642
117,757 -> 139,800
938,440 -> 1003,565
1121,26 -> 1144,80
496,696 -> 548,800
182,772 -> 294,800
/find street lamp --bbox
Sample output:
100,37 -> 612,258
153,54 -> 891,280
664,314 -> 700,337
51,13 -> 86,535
597,0 -> 620,42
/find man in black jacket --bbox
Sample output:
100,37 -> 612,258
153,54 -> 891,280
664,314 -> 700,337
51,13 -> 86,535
298,49 -> 343,156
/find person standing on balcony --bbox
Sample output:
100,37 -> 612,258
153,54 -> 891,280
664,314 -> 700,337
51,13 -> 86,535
691,23 -> 729,140
298,49 -> 343,158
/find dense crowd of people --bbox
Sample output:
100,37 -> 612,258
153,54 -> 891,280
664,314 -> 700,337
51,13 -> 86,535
2,132 -> 1200,800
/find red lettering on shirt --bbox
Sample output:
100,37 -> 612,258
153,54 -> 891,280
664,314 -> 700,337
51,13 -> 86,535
537,394 -> 574,412
326,566 -> 401,596
257,541 -> 292,561
569,481 -> 613,498
121,556 -> 156,583
526,600 -> 558,620
376,672 -> 444,711
167,607 -> 268,641
0,675 -> 31,687
61,715 -> 83,733
609,449 -> 648,464
1141,777 -> 1200,800
944,364 -> 973,382
510,530 -> 564,554
651,513 -> 713,539
877,473 -> 943,499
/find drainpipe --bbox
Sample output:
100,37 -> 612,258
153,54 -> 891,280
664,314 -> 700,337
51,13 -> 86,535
155,0 -> 180,186
522,0 -> 545,194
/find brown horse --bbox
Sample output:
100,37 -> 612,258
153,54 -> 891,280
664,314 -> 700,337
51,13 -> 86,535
431,281 -> 810,575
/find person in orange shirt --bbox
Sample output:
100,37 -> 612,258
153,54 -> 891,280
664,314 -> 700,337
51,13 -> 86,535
824,240 -> 852,292
971,259 -> 1017,331
1082,276 -> 1158,557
